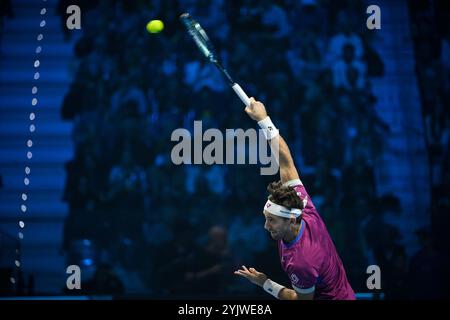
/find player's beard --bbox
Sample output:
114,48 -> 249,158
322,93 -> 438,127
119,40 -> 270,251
269,230 -> 282,240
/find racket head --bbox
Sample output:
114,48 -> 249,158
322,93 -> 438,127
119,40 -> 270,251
179,13 -> 218,63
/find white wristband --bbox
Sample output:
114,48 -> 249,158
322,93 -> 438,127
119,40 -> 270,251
263,279 -> 285,299
257,116 -> 279,140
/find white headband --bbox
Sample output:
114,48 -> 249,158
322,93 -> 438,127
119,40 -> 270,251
264,199 -> 302,219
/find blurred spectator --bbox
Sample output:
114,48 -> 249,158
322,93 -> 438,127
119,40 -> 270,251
332,43 -> 367,90
407,227 -> 448,299
182,225 -> 232,296
82,263 -> 125,296
327,11 -> 364,65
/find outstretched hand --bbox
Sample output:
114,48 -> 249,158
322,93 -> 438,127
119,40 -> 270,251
234,265 -> 268,287
244,98 -> 268,122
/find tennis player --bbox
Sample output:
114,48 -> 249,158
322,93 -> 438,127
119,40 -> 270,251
234,98 -> 355,300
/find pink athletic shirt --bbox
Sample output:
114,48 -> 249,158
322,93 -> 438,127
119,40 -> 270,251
278,179 -> 355,300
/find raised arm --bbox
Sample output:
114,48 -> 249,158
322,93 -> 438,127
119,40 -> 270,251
245,98 -> 300,183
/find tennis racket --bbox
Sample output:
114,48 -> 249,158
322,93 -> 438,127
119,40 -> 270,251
179,12 -> 251,107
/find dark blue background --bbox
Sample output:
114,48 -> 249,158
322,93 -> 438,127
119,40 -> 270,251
0,0 -> 449,299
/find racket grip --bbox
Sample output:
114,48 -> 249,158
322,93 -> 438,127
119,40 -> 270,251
232,83 -> 250,107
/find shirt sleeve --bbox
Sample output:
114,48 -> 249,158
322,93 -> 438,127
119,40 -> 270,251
289,263 -> 318,295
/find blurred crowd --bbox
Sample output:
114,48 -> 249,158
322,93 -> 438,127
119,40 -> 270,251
408,0 -> 450,299
55,0 -> 449,298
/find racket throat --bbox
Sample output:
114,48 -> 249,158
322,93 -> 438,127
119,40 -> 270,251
214,61 -> 234,85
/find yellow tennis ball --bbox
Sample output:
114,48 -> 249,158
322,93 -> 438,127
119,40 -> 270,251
146,20 -> 164,34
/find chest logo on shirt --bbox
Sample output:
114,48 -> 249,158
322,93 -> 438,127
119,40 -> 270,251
290,273 -> 299,284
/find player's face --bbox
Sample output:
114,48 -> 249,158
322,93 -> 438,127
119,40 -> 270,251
263,211 -> 290,240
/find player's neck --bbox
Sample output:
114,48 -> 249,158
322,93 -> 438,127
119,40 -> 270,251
283,221 -> 302,243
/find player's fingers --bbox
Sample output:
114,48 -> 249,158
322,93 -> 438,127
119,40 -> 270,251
234,268 -> 246,274
234,270 -> 249,279
244,106 -> 250,114
244,267 -> 258,276
242,265 -> 250,272
250,98 -> 259,108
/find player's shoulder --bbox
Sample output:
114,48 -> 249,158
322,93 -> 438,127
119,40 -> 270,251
283,179 -> 308,201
